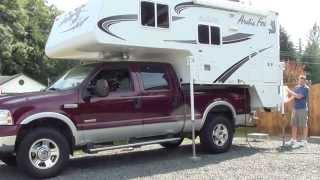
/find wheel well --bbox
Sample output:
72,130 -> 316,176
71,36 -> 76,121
16,118 -> 75,154
206,105 -> 235,128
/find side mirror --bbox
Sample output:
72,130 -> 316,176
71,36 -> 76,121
94,79 -> 110,97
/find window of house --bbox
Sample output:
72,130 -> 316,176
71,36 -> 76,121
198,24 -> 221,45
140,65 -> 169,91
92,68 -> 132,93
141,1 -> 169,28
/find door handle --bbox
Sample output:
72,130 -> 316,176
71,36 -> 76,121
134,98 -> 142,109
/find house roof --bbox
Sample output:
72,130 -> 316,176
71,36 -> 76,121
0,74 -> 23,85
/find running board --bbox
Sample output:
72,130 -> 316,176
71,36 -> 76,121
86,137 -> 182,154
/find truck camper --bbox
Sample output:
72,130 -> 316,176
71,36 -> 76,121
0,0 -> 282,178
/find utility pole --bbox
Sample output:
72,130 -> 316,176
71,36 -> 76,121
299,38 -> 303,60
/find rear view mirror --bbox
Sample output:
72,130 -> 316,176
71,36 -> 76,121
94,79 -> 110,97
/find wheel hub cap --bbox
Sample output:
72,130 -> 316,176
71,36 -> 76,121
212,124 -> 229,147
29,139 -> 60,170
37,147 -> 50,161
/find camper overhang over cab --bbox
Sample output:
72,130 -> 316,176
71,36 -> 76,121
45,0 -> 282,110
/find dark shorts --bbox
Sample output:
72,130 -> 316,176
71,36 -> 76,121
291,109 -> 308,128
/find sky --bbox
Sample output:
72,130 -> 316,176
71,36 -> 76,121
47,0 -> 320,48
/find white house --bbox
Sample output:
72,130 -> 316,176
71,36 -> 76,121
0,74 -> 46,94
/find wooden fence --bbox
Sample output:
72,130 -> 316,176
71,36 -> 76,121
256,84 -> 320,136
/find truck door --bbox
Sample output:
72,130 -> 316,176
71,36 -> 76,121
136,64 -> 184,137
77,64 -> 143,143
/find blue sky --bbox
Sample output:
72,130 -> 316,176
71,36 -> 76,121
47,0 -> 320,48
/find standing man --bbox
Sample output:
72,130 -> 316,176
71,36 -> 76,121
285,75 -> 309,148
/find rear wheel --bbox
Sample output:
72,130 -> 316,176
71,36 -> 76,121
0,155 -> 16,166
200,115 -> 234,153
160,138 -> 184,149
17,128 -> 70,178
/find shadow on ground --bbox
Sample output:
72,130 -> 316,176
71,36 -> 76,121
0,143 -> 267,180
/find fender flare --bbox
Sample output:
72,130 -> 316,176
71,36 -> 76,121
20,112 -> 79,144
200,101 -> 237,129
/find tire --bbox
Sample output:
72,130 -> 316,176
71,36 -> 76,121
200,114 -> 234,153
0,155 -> 17,166
16,128 -> 70,178
160,138 -> 184,149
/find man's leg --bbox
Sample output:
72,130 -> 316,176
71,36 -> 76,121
303,127 -> 308,139
298,110 -> 308,147
292,126 -> 298,140
286,111 -> 298,146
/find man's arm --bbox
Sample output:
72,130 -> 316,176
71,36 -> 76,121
285,96 -> 295,104
286,87 -> 304,99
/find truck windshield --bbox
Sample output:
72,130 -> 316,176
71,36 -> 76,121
48,64 -> 96,91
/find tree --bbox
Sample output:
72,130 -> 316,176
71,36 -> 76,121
280,26 -> 297,61
0,0 -> 78,85
283,61 -> 305,85
0,0 -> 29,75
301,23 -> 320,84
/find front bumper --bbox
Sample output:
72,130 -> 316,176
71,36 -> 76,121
0,125 -> 19,154
0,135 -> 16,153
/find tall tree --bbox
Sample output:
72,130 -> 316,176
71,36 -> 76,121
0,0 -> 29,75
280,26 -> 297,61
301,23 -> 320,84
0,0 -> 78,85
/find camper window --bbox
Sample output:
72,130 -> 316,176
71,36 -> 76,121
157,4 -> 169,28
141,1 -> 155,27
211,26 -> 221,45
198,25 -> 210,44
198,24 -> 221,45
141,1 -> 169,29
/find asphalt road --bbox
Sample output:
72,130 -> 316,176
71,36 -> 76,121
0,138 -> 319,180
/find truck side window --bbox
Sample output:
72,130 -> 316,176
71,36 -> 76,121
140,65 -> 169,91
92,68 -> 132,93
141,1 -> 155,27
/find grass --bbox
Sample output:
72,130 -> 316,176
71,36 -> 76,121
234,127 -> 257,137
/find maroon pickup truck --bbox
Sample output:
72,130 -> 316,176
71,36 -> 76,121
0,62 -> 249,178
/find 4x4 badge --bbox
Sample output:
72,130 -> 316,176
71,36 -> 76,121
63,104 -> 78,109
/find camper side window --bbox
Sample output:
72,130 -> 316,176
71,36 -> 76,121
198,25 -> 210,44
211,26 -> 221,45
198,24 -> 221,45
157,4 -> 169,28
141,1 -> 155,27
141,1 -> 169,28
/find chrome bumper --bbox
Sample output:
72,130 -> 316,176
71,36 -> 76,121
0,136 -> 16,153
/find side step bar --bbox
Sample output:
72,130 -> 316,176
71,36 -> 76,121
86,137 -> 182,154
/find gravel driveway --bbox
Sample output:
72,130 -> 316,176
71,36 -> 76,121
0,138 -> 319,180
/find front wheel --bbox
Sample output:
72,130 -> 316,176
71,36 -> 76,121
17,128 -> 70,178
200,115 -> 234,153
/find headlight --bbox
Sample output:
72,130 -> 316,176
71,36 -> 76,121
0,110 -> 13,125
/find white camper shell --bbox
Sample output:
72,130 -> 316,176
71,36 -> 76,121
45,0 -> 282,109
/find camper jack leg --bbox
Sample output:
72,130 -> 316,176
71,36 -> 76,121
189,56 -> 201,161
